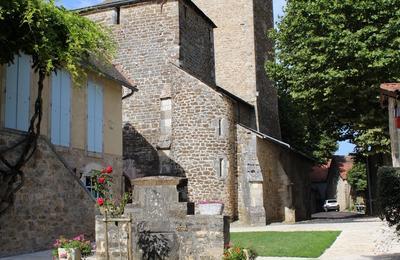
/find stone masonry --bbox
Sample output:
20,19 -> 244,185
0,131 -> 95,257
95,176 -> 229,260
80,0 -> 312,224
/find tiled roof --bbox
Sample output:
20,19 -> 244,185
83,56 -> 137,90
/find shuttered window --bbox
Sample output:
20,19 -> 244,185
51,69 -> 71,146
5,54 -> 31,131
87,81 -> 103,153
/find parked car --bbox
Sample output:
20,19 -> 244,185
323,199 -> 340,212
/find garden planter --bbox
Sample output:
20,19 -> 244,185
58,248 -> 81,260
198,203 -> 223,215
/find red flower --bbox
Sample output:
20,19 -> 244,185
97,197 -> 104,206
105,166 -> 113,174
98,177 -> 105,184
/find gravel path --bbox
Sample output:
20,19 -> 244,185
232,217 -> 400,260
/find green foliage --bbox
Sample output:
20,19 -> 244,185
267,0 -> 397,161
347,162 -> 367,192
0,0 -> 115,79
377,167 -> 400,232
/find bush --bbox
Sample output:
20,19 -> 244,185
223,244 -> 256,260
377,167 -> 400,232
348,162 -> 367,193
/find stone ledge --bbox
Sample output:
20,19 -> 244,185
132,176 -> 186,186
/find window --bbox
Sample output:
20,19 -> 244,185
4,54 -> 31,131
84,175 -> 99,198
216,157 -> 228,179
217,118 -> 226,137
51,69 -> 71,146
87,81 -> 103,153
160,98 -> 172,136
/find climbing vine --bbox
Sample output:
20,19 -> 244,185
0,0 -> 114,215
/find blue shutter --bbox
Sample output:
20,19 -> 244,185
51,71 -> 61,144
94,85 -> 103,153
5,56 -> 19,129
60,71 -> 71,146
17,54 -> 31,131
87,81 -> 103,153
87,81 -> 96,152
51,69 -> 71,146
5,54 -> 30,131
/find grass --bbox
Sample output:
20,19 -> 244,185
230,231 -> 341,258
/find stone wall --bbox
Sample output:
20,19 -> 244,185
0,131 -> 96,257
278,147 -> 313,221
84,0 -> 181,176
57,148 -> 123,198
95,177 -> 229,260
237,126 -> 264,224
170,65 -> 238,219
178,1 -> 215,85
237,125 -> 312,224
192,0 -> 256,103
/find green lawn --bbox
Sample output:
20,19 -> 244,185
230,231 -> 341,258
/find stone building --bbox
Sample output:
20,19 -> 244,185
325,156 -> 354,211
0,55 -> 136,257
78,0 -> 313,225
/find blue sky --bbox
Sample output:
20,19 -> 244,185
57,0 -> 101,9
60,0 -> 355,156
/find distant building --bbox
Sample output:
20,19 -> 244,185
326,156 -> 354,211
311,156 -> 354,212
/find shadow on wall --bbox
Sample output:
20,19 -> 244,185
122,122 -> 185,179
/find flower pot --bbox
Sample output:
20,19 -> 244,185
198,203 -> 223,215
58,248 -> 81,260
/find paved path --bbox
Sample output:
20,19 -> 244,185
311,211 -> 363,219
232,217 -> 400,260
0,251 -> 95,260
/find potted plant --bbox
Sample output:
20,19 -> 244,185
91,166 -> 131,217
198,200 -> 224,215
223,245 -> 256,260
52,235 -> 92,260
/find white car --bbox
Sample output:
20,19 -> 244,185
323,199 -> 340,212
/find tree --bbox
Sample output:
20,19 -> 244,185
0,0 -> 114,215
347,162 -> 367,193
267,0 -> 398,162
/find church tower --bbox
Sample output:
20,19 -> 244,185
192,0 -> 281,138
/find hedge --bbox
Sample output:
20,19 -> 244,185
377,167 -> 400,232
